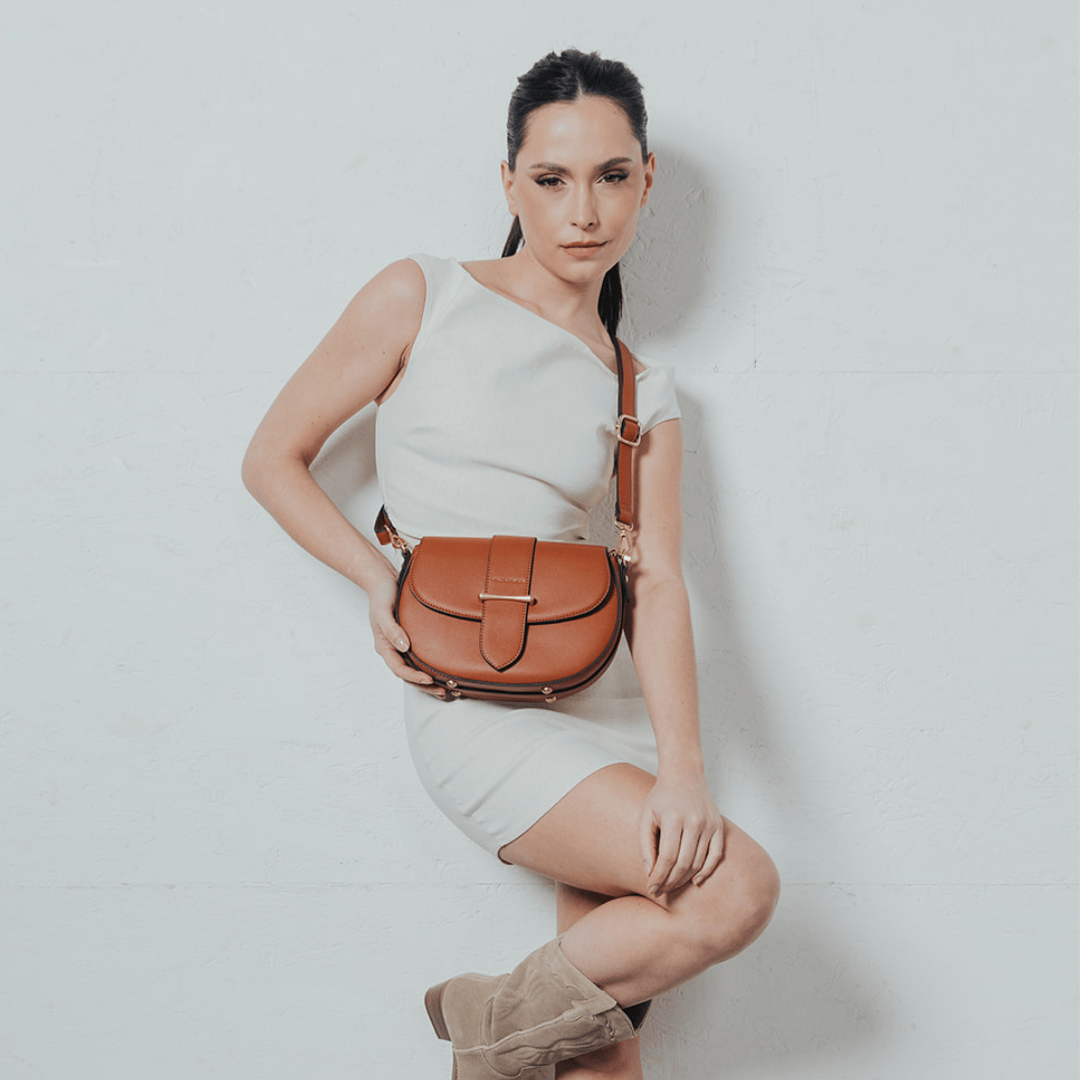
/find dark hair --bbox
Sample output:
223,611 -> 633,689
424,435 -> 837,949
501,49 -> 649,340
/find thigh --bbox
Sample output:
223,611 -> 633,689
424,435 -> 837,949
556,881 -> 617,932
498,762 -> 651,895
498,761 -> 764,905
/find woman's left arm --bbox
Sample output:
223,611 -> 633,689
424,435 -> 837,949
624,417 -> 726,898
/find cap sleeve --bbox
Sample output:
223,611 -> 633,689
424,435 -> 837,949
634,362 -> 681,434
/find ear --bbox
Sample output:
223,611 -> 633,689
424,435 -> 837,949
639,152 -> 656,209
500,160 -> 520,217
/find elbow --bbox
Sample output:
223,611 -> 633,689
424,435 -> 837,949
240,442 -> 257,495
241,440 -> 271,502
241,438 -> 310,505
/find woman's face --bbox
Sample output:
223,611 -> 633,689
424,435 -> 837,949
501,96 -> 655,286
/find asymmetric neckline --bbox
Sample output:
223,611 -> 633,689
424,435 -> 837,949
452,258 -> 644,381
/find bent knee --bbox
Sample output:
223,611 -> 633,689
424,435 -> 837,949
677,838 -> 781,964
739,846 -> 782,940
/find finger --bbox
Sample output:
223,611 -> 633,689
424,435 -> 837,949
667,830 -> 708,893
693,827 -> 725,886
647,826 -> 682,897
639,809 -> 659,878
664,828 -> 702,893
689,831 -> 712,879
376,620 -> 410,653
419,684 -> 448,700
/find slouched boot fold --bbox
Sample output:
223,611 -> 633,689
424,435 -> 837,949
424,933 -> 652,1080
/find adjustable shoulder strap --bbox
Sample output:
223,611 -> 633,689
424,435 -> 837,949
374,504 -> 408,550
612,335 -> 639,537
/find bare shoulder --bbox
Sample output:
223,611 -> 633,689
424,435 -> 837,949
378,256 -> 426,300
242,258 -> 432,471
354,257 -> 426,321
323,257 -> 427,373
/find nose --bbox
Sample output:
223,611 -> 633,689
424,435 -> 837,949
570,183 -> 598,230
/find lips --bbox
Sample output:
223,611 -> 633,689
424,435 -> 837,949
561,241 -> 607,257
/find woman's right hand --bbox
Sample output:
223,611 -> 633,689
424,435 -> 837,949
367,574 -> 448,700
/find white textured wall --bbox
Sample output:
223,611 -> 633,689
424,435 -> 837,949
2,2 -> 1076,1077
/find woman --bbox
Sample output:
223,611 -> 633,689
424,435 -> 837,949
243,48 -> 780,1080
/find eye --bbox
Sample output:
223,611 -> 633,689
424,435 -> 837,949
535,175 -> 564,188
600,171 -> 629,184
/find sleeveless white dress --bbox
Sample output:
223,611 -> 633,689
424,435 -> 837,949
375,254 -> 681,864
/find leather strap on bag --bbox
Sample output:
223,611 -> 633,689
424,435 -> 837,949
374,505 -> 402,549
611,336 -> 639,555
479,535 -> 536,670
375,331 -> 639,557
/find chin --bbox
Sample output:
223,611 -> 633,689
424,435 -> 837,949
557,249 -> 621,280
526,242 -> 622,284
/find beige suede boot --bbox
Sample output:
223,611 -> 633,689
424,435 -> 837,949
424,933 -> 652,1080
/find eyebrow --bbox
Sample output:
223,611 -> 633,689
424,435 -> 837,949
526,157 -> 635,174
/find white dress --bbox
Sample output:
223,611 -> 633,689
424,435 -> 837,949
375,253 -> 681,863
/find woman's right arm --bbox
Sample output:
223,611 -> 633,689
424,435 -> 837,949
241,257 -> 442,694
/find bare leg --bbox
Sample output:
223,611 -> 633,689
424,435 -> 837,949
554,883 -> 645,1080
497,762 -> 781,1008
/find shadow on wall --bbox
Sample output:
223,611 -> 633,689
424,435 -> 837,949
621,144 -> 886,1073
642,910 -> 887,1075
638,389 -> 887,1071
307,141 -> 882,1076
621,142 -> 717,345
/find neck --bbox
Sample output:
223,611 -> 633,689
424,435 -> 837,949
504,249 -> 609,340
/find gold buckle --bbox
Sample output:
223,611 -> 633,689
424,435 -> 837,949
614,523 -> 634,566
617,413 -> 641,447
479,593 -> 536,604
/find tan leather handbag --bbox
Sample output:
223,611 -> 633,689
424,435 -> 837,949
374,336 -> 641,704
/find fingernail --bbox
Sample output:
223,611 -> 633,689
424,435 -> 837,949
421,676 -> 433,684
397,638 -> 408,650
